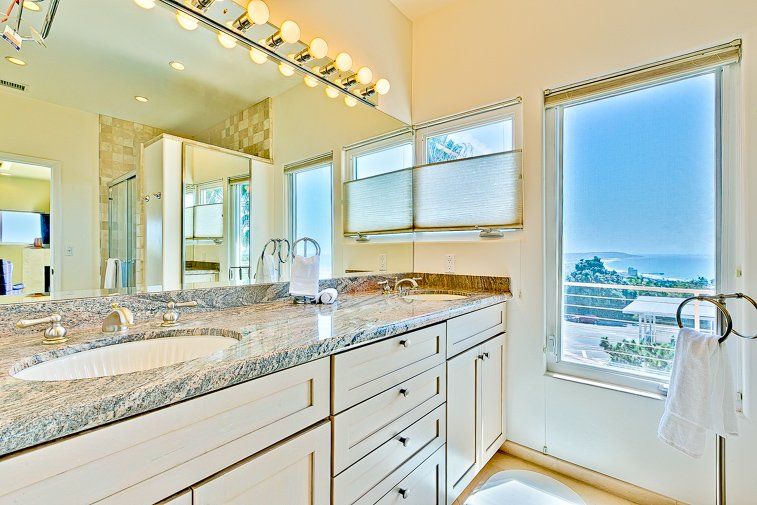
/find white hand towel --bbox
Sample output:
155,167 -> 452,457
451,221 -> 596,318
317,288 -> 338,304
255,254 -> 278,283
289,254 -> 320,297
658,328 -> 738,458
104,258 -> 122,289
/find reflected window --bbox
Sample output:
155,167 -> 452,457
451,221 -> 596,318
0,211 -> 43,244
425,119 -> 513,163
288,161 -> 333,278
354,142 -> 413,179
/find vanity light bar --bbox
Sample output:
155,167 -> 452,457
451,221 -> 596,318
155,0 -> 386,108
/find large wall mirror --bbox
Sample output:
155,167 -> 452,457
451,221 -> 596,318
0,0 -> 412,303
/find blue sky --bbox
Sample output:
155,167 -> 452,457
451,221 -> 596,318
562,73 -> 716,257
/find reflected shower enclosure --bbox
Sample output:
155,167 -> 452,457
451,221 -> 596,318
107,174 -> 137,288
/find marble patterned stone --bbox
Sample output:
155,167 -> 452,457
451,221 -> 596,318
0,274 -> 509,456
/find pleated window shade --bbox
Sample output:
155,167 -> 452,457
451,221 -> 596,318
343,168 -> 413,235
413,151 -> 522,231
343,150 -> 522,235
545,40 -> 741,108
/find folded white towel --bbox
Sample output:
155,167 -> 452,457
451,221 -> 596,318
658,328 -> 738,458
104,258 -> 122,289
255,253 -> 278,283
317,288 -> 338,304
289,254 -> 320,297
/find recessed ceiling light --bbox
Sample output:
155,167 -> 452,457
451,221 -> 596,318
5,56 -> 27,66
169,60 -> 185,71
135,96 -> 149,103
23,1 -> 41,12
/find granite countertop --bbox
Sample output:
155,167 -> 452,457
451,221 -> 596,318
0,288 -> 509,457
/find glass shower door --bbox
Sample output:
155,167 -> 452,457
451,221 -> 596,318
108,175 -> 137,288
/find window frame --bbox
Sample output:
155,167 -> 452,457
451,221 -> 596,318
345,130 -> 415,182
415,104 -> 522,165
544,68 -> 728,395
287,158 -> 334,276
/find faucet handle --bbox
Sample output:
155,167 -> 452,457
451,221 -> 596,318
17,313 -> 68,345
161,300 -> 198,327
377,280 -> 392,293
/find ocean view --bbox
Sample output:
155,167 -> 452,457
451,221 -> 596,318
564,252 -> 716,282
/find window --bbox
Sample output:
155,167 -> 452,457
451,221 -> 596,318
416,104 -> 519,165
353,142 -> 413,179
229,178 -> 250,270
0,211 -> 43,244
288,159 -> 333,278
545,43 -> 740,392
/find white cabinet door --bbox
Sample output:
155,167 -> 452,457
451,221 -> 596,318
445,345 -> 479,505
192,422 -> 330,505
480,333 -> 505,465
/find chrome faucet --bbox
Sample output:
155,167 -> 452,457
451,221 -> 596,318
16,313 -> 68,345
394,277 -> 422,293
161,300 -> 198,327
102,303 -> 134,333
377,280 -> 393,293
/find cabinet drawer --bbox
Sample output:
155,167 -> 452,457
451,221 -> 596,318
0,359 -> 330,505
192,421 -> 330,505
446,303 -> 505,357
357,445 -> 446,505
333,364 -> 446,475
332,323 -> 446,414
333,405 -> 445,505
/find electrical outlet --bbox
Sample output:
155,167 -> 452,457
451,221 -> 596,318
378,254 -> 387,272
445,254 -> 455,273
65,246 -> 74,257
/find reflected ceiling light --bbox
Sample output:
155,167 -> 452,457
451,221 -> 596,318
169,60 -> 185,70
344,96 -> 357,107
23,1 -> 41,11
341,66 -> 372,88
303,75 -> 319,88
317,51 -> 352,77
135,96 -> 149,102
134,0 -> 155,9
217,22 -> 237,49
278,61 -> 294,77
176,11 -> 199,30
325,86 -> 339,99
249,43 -> 268,64
264,20 -> 300,47
293,37 -> 328,63
232,0 -> 269,31
5,56 -> 26,66
362,78 -> 390,97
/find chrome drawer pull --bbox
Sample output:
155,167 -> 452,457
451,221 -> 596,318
399,388 -> 410,397
483,352 -> 490,360
399,339 -> 411,347
398,436 -> 410,447
399,488 -> 410,499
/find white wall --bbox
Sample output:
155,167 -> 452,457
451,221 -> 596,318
412,1 -> 757,503
0,91 -> 99,292
261,0 -> 412,123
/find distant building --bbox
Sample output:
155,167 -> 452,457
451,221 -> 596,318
627,267 -> 638,277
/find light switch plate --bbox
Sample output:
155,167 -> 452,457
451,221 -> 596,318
445,254 -> 455,273
378,254 -> 387,272
65,246 -> 74,257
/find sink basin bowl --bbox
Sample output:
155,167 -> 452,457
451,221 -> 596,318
11,335 -> 238,381
403,293 -> 468,301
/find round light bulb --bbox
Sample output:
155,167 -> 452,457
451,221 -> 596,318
375,78 -> 390,95
217,29 -> 237,49
278,62 -> 294,77
356,66 -> 373,85
304,75 -> 319,88
325,86 -> 339,99
176,11 -> 199,31
246,0 -> 269,25
334,52 -> 352,72
250,41 -> 268,64
279,20 -> 300,44
344,96 -> 357,107
134,0 -> 155,8
308,38 -> 328,59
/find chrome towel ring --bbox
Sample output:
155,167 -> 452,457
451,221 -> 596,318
676,293 -> 757,343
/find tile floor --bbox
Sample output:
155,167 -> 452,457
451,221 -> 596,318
455,452 -> 639,505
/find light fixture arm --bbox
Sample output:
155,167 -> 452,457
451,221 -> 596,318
155,0 -> 378,108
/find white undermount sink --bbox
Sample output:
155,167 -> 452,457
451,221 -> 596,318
403,293 -> 468,301
11,335 -> 238,382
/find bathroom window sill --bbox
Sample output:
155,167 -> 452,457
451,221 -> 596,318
545,370 -> 667,401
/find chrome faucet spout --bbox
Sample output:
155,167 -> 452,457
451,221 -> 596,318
102,303 -> 134,333
395,277 -> 422,293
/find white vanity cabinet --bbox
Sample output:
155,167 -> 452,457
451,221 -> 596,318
445,304 -> 506,505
